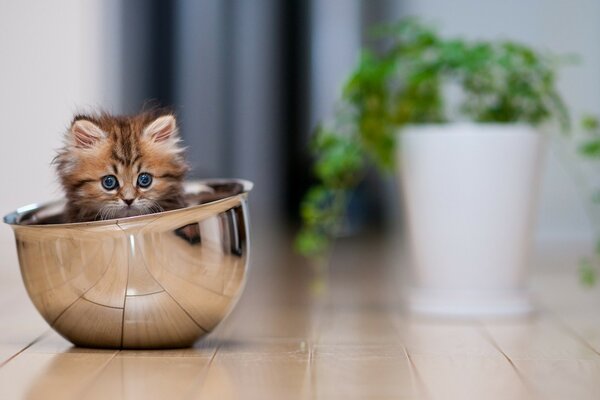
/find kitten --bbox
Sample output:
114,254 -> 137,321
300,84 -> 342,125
54,110 -> 189,222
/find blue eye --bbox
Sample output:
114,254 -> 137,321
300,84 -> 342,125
137,173 -> 153,188
101,175 -> 119,190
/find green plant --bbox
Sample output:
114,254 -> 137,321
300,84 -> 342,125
295,17 -> 569,259
576,115 -> 600,286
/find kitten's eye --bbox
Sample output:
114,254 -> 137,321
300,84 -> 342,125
137,173 -> 153,188
101,175 -> 119,191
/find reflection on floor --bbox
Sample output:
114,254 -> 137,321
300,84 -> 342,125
0,229 -> 599,399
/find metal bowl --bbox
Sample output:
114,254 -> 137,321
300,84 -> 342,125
3,179 -> 252,349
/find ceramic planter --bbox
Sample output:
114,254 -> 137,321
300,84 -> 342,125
398,123 -> 544,317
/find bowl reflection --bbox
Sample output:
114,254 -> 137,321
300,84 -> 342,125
3,179 -> 252,349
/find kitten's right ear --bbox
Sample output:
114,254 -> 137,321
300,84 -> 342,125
69,119 -> 106,149
143,115 -> 178,143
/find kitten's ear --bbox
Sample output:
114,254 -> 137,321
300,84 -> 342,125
143,115 -> 178,143
70,119 -> 106,149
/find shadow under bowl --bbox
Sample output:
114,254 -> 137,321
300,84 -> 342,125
3,179 -> 253,349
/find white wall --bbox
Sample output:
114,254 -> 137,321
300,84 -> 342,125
404,0 -> 600,244
0,1 -> 120,266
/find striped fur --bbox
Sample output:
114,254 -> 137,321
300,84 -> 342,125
54,110 -> 189,222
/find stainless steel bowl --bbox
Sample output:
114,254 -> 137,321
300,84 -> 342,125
3,179 -> 252,349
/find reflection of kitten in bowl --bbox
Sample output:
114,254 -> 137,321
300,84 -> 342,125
4,179 -> 252,349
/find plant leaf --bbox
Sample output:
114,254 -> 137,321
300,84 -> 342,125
579,140 -> 600,157
579,259 -> 597,287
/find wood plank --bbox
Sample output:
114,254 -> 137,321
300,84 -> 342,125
510,358 -> 600,400
193,341 -> 310,400
394,317 -> 529,399
311,343 -> 418,399
79,322 -> 222,399
0,331 -> 117,400
0,274 -> 49,365
551,312 -> 600,356
410,354 -> 530,400
482,316 -> 600,399
397,317 -> 503,357
482,316 -> 600,361
317,308 -> 402,345
81,350 -> 215,400
533,270 -> 600,356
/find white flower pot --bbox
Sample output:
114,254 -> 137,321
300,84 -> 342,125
398,123 -> 544,317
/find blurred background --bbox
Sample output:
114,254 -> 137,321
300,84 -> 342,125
0,0 -> 598,250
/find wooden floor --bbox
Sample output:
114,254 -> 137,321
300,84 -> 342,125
1,227 -> 600,399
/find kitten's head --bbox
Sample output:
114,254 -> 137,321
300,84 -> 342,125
55,110 -> 189,221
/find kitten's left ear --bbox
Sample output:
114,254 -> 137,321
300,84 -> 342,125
143,115 -> 179,143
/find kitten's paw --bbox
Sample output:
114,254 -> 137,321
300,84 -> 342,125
186,182 -> 215,194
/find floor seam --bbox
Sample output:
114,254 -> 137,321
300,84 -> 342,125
390,315 -> 432,400
477,321 -> 536,397
182,343 -> 222,400
0,331 -> 49,369
70,349 -> 121,399
402,344 -> 432,400
543,306 -> 600,359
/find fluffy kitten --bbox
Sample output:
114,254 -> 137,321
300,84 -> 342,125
54,110 -> 189,222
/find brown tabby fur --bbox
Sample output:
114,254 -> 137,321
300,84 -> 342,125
54,110 -> 189,222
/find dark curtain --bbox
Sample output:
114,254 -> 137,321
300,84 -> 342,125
119,0 -> 403,227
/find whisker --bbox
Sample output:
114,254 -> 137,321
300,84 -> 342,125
111,206 -> 120,220
94,206 -> 105,221
150,201 -> 164,214
91,199 -> 169,222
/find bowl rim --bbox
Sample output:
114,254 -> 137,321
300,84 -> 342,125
3,178 -> 253,229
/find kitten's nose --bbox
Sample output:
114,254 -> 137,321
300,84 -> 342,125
123,198 -> 134,206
